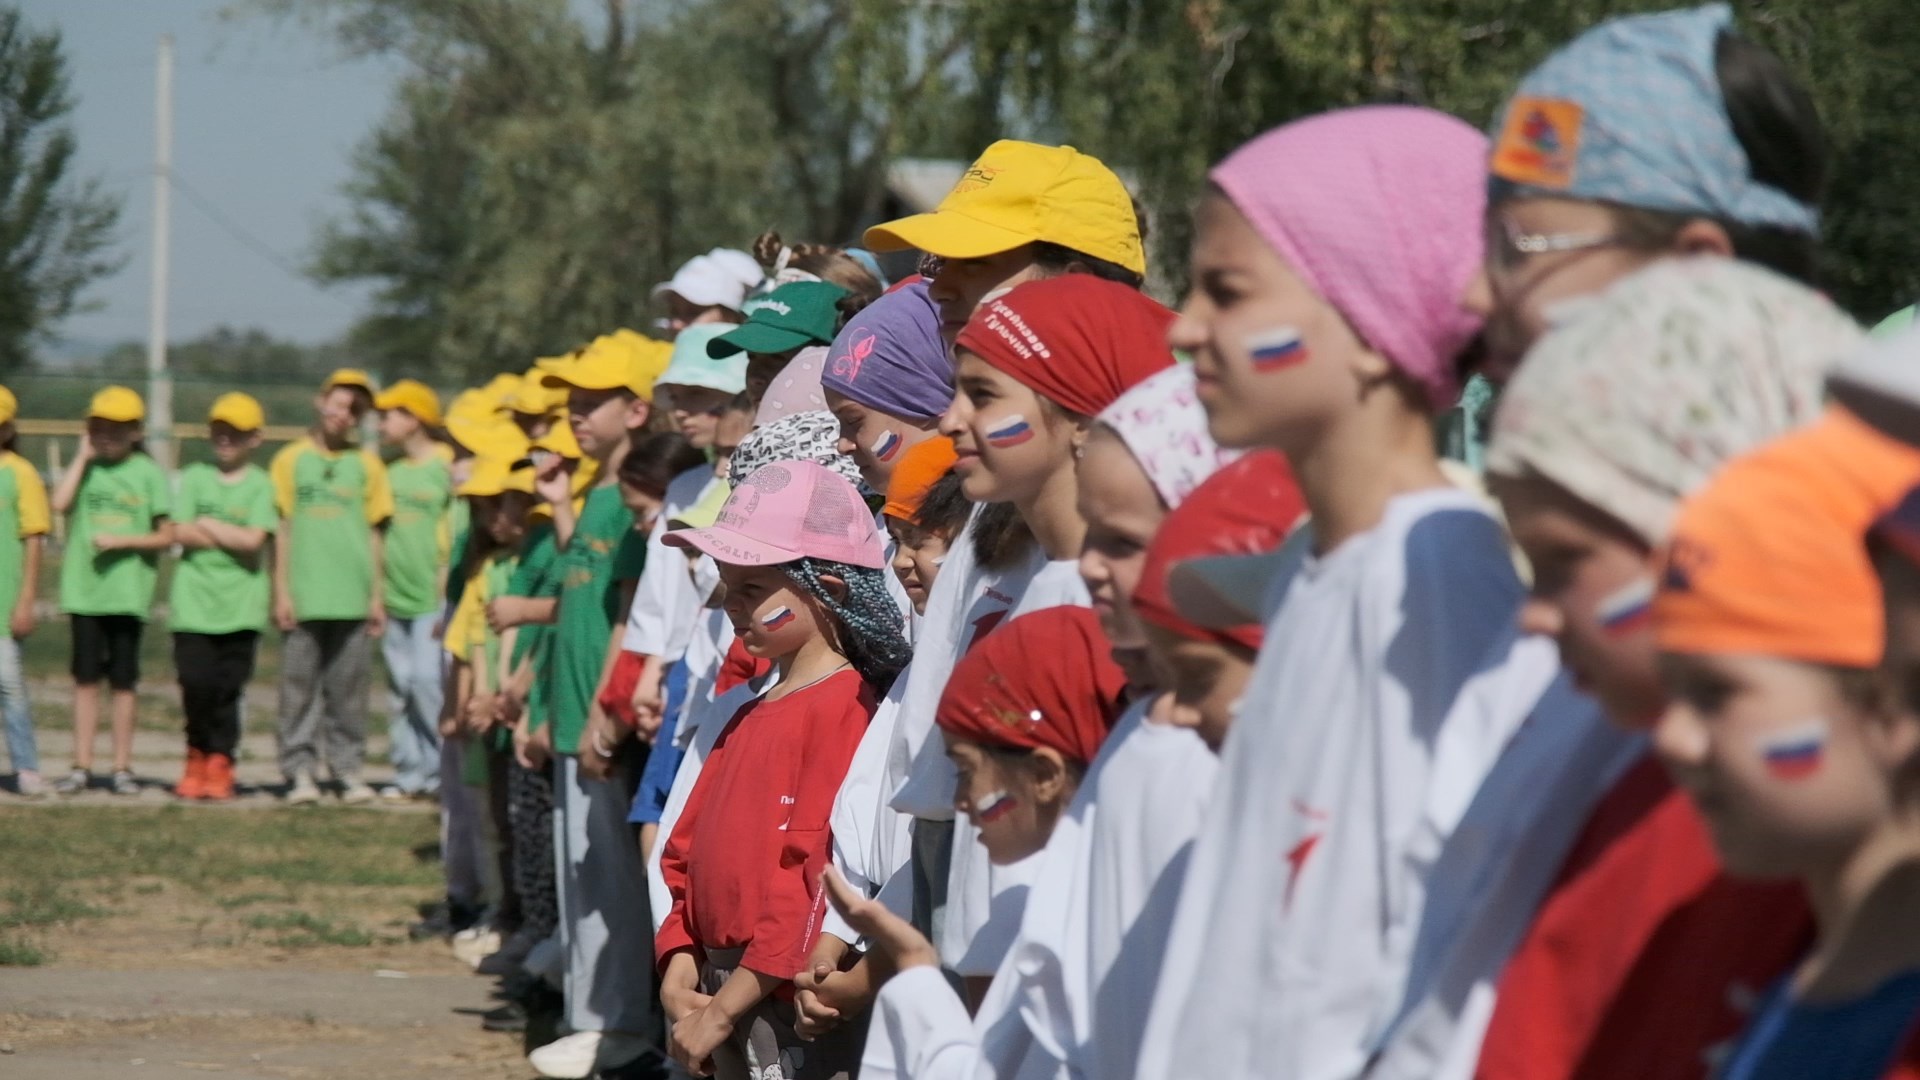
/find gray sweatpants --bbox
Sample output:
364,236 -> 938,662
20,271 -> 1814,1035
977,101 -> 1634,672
275,620 -> 371,781
555,754 -> 656,1036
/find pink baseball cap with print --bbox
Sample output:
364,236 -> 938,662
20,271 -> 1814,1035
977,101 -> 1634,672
665,460 -> 885,569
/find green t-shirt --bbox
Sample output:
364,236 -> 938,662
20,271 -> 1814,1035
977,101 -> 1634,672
168,463 -> 278,635
508,522 -> 560,734
60,454 -> 171,617
546,487 -> 647,754
271,438 -> 393,622
384,454 -> 454,618
0,452 -> 50,623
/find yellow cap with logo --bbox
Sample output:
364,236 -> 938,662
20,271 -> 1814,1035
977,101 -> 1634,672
373,379 -> 443,427
88,385 -> 145,423
509,367 -> 569,416
863,140 -> 1145,276
208,391 -> 266,432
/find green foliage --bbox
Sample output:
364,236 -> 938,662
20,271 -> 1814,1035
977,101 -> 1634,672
260,0 -> 1919,369
0,5 -> 123,373
0,934 -> 49,966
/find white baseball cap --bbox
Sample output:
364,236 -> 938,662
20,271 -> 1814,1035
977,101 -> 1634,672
652,248 -> 765,311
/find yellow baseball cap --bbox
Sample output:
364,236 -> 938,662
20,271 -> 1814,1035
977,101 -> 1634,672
207,391 -> 266,432
322,368 -> 376,397
509,368 -> 568,416
374,379 -> 443,426
88,385 -> 145,423
0,386 -> 17,425
457,454 -> 537,498
526,421 -> 582,460
543,329 -> 670,400
864,140 -> 1145,276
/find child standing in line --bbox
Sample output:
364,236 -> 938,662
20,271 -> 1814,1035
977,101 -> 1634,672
524,331 -> 661,1080
50,386 -> 172,797
1653,410 -> 1920,1079
0,386 -> 50,797
169,393 -> 278,802
271,368 -> 392,806
657,460 -> 909,1080
375,378 -> 456,800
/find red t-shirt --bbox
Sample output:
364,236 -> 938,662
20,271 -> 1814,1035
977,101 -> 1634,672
715,636 -> 773,696
655,669 -> 878,979
1475,754 -> 1812,1080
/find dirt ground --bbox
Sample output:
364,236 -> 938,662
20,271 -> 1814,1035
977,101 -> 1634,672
0,802 -> 533,1079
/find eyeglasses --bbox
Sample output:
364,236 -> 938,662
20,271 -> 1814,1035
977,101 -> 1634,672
1486,217 -> 1622,275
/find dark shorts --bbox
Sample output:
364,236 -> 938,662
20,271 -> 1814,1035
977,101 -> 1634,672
71,613 -> 144,690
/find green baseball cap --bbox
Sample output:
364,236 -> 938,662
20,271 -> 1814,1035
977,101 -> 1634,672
707,280 -> 851,358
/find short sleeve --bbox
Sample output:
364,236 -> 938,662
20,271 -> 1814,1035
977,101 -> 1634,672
269,442 -> 301,518
363,451 -> 394,525
11,457 -> 49,538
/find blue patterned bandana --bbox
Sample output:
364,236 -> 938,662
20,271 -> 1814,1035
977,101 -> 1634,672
1488,4 -> 1818,235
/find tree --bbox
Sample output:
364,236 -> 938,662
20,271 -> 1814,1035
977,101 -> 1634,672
0,6 -> 122,373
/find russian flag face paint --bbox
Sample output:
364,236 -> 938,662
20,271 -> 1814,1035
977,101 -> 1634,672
1759,720 -> 1827,781
870,430 -> 903,462
1244,326 -> 1309,372
984,415 -> 1034,448
974,789 -> 1017,823
760,605 -> 795,632
1596,577 -> 1656,638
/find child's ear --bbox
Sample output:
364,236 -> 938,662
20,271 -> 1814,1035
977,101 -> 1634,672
626,397 -> 652,431
1028,747 -> 1073,806
816,573 -> 850,602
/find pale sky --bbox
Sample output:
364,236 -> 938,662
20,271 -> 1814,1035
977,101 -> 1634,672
20,0 -> 400,358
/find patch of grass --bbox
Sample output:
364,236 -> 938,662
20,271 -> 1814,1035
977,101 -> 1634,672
243,911 -> 376,948
133,882 -> 164,896
1,883 -> 107,929
214,890 -> 293,910
0,934 -> 50,966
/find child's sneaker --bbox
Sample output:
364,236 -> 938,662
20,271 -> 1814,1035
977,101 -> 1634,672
339,779 -> 376,805
284,772 -> 322,806
201,754 -> 236,801
110,770 -> 139,796
175,749 -> 208,800
14,770 -> 51,798
52,767 -> 89,795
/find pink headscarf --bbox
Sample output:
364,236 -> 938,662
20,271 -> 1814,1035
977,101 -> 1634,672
1209,105 -> 1488,410
754,346 -> 830,426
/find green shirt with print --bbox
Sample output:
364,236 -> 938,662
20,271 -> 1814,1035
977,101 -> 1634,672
545,487 -> 647,754
60,454 -> 171,617
169,463 -> 278,634
271,438 -> 393,622
385,454 -> 454,618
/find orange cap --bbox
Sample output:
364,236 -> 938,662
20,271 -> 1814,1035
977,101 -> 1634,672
1655,407 -> 1920,668
882,436 -> 959,522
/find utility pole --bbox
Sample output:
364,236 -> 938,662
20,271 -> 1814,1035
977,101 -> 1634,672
146,33 -> 174,469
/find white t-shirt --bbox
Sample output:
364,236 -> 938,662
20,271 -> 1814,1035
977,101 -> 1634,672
622,464 -> 718,658
822,660 -> 918,946
1133,487 -> 1563,1080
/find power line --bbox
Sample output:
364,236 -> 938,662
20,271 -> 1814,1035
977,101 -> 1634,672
162,166 -> 356,310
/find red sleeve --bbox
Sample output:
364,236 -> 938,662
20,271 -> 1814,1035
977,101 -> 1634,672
715,637 -> 772,695
599,650 -> 646,728
654,700 -> 751,969
741,677 -> 877,978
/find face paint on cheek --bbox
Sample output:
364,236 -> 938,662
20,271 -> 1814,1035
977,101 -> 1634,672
985,415 -> 1035,448
1759,719 -> 1829,781
1595,576 -> 1656,638
1244,327 -> 1309,372
871,430 -> 903,462
760,605 -> 795,632
975,789 -> 1018,823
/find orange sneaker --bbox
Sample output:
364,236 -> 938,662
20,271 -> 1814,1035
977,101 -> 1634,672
202,754 -> 235,802
175,748 -> 207,800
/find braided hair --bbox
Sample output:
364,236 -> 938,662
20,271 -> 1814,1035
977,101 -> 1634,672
781,555 -> 911,691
